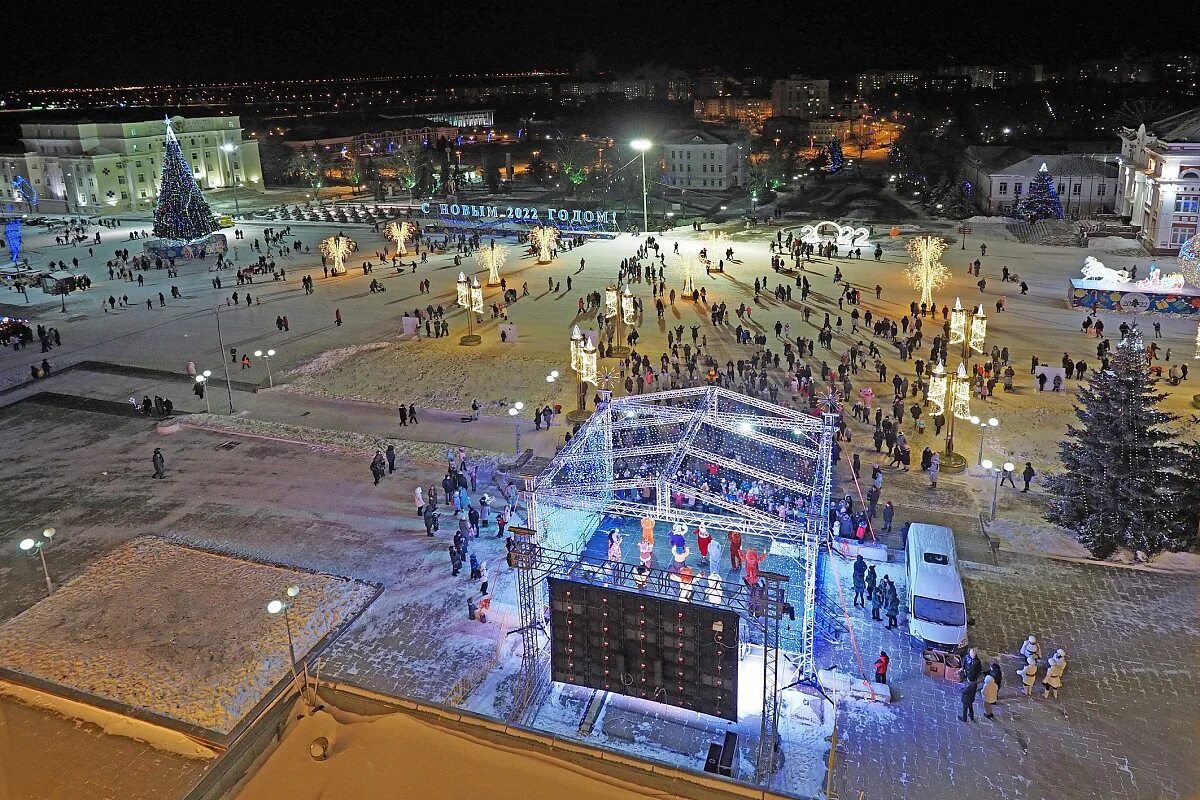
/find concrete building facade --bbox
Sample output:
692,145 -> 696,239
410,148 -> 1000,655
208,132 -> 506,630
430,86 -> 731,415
770,77 -> 830,118
661,129 -> 749,191
2,115 -> 262,215
1116,108 -> 1200,254
961,147 -> 1119,219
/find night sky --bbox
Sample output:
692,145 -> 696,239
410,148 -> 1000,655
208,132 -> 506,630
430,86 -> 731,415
8,1 -> 1188,88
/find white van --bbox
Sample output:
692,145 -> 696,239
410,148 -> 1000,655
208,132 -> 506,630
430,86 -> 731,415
905,523 -> 969,651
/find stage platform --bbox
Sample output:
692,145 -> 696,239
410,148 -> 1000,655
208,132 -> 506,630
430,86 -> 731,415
1068,278 -> 1200,315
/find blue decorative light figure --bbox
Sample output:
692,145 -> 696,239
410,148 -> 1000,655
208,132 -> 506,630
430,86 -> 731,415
4,219 -> 21,264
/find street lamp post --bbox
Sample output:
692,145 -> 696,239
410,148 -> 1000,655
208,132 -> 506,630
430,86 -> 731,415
195,370 -> 212,413
971,416 -> 999,466
508,402 -> 525,457
267,585 -> 306,694
19,527 -> 56,595
254,349 -> 276,388
981,460 -> 1016,520
214,305 -> 236,414
220,143 -> 242,218
631,139 -> 652,234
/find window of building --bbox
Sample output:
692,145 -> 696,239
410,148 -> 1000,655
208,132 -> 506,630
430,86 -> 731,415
1014,182 -> 1022,195
90,194 -> 97,204
135,161 -> 142,168
686,151 -> 691,159
1057,184 -> 1065,194
1097,184 -> 1106,196
139,190 -> 147,198
120,191 -> 128,200
138,174 -> 145,183
1174,195 -> 1199,213
1072,184 -> 1081,195
1170,226 -> 1194,245
998,182 -> 1008,195
132,144 -> 138,151
192,153 -> 198,161
718,165 -> 723,173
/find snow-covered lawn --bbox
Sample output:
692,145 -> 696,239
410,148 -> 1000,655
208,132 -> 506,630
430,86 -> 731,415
0,537 -> 376,736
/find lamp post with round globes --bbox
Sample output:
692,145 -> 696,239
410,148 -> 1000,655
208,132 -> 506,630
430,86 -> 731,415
19,527 -> 55,594
970,415 -> 999,466
980,460 -> 1016,520
631,139 -> 652,234
254,349 -> 276,388
508,402 -> 525,457
220,143 -> 242,218
195,370 -> 212,413
267,584 -> 305,693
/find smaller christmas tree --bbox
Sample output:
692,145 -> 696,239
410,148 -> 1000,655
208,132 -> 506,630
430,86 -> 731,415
1013,163 -> 1064,223
1044,325 -> 1192,558
153,117 -> 217,243
827,140 -> 845,173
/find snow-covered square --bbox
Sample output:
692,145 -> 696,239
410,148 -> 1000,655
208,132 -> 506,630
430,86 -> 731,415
0,536 -> 377,736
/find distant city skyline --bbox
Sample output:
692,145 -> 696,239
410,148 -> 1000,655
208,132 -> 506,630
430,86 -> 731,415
7,2 -> 1193,89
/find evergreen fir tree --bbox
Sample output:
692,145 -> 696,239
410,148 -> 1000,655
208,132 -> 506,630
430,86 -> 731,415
153,117 -> 217,243
827,140 -> 845,173
1013,164 -> 1064,223
1044,326 -> 1190,558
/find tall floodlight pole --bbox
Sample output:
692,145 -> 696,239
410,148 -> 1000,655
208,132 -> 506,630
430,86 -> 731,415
631,139 -> 652,233
214,305 -> 235,414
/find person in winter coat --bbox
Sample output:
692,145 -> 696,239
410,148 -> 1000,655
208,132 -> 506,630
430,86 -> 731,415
479,561 -> 489,595
423,505 -> 437,536
852,555 -> 867,606
1021,462 -> 1036,492
883,585 -> 902,628
960,648 -> 983,682
870,584 -> 884,621
929,453 -> 940,488
988,661 -> 1003,691
414,486 -> 425,516
1043,649 -> 1067,699
370,451 -> 385,484
152,448 -> 166,479
1020,635 -> 1041,662
865,564 -> 877,600
960,679 -> 980,722
448,545 -> 462,576
1018,656 -> 1038,696
981,673 -> 999,718
874,650 -> 890,683
881,502 -> 895,532
469,553 -> 481,581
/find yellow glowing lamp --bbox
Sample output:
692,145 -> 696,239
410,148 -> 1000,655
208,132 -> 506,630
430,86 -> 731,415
570,325 -> 584,371
949,297 -> 966,345
621,285 -> 636,324
580,336 -> 599,385
969,305 -> 987,354
455,271 -> 469,308
470,277 -> 484,314
928,361 -> 947,417
952,363 -> 972,420
605,285 -> 619,319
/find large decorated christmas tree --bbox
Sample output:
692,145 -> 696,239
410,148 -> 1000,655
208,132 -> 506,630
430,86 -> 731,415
1044,326 -> 1197,558
1013,163 -> 1064,223
153,117 -> 217,243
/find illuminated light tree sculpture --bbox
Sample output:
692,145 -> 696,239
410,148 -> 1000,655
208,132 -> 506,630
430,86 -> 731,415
384,220 -> 413,256
1178,232 -> 1200,287
1045,325 -> 1198,558
675,253 -> 698,294
905,235 -> 949,308
530,225 -> 559,264
927,361 -> 947,417
456,271 -> 483,345
476,241 -> 508,286
605,286 -> 633,358
702,229 -> 728,272
570,324 -> 584,371
319,234 -> 358,276
153,117 -> 217,243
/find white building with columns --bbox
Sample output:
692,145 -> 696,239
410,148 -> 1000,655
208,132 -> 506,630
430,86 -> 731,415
1116,107 -> 1200,254
1,115 -> 262,215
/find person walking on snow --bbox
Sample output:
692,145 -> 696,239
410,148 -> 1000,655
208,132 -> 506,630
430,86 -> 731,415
1042,649 -> 1067,699
414,485 -> 424,516
151,447 -> 166,479
1020,635 -> 1041,662
982,672 -> 999,718
960,679 -> 980,722
874,650 -> 889,683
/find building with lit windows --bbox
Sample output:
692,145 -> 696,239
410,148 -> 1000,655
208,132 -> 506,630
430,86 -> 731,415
961,147 -> 1119,218
770,76 -> 830,118
1116,108 -> 1200,254
660,128 -> 749,191
693,97 -> 772,133
3,116 -> 262,214
856,70 -> 922,96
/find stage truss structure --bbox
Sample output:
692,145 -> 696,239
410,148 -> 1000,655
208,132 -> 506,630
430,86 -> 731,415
510,386 -> 836,783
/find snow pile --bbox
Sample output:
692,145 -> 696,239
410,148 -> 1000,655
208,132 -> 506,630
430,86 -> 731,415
0,537 -> 376,735
235,702 -> 708,800
183,413 -> 500,465
282,342 -> 391,377
0,680 -> 217,760
962,216 -> 1013,225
